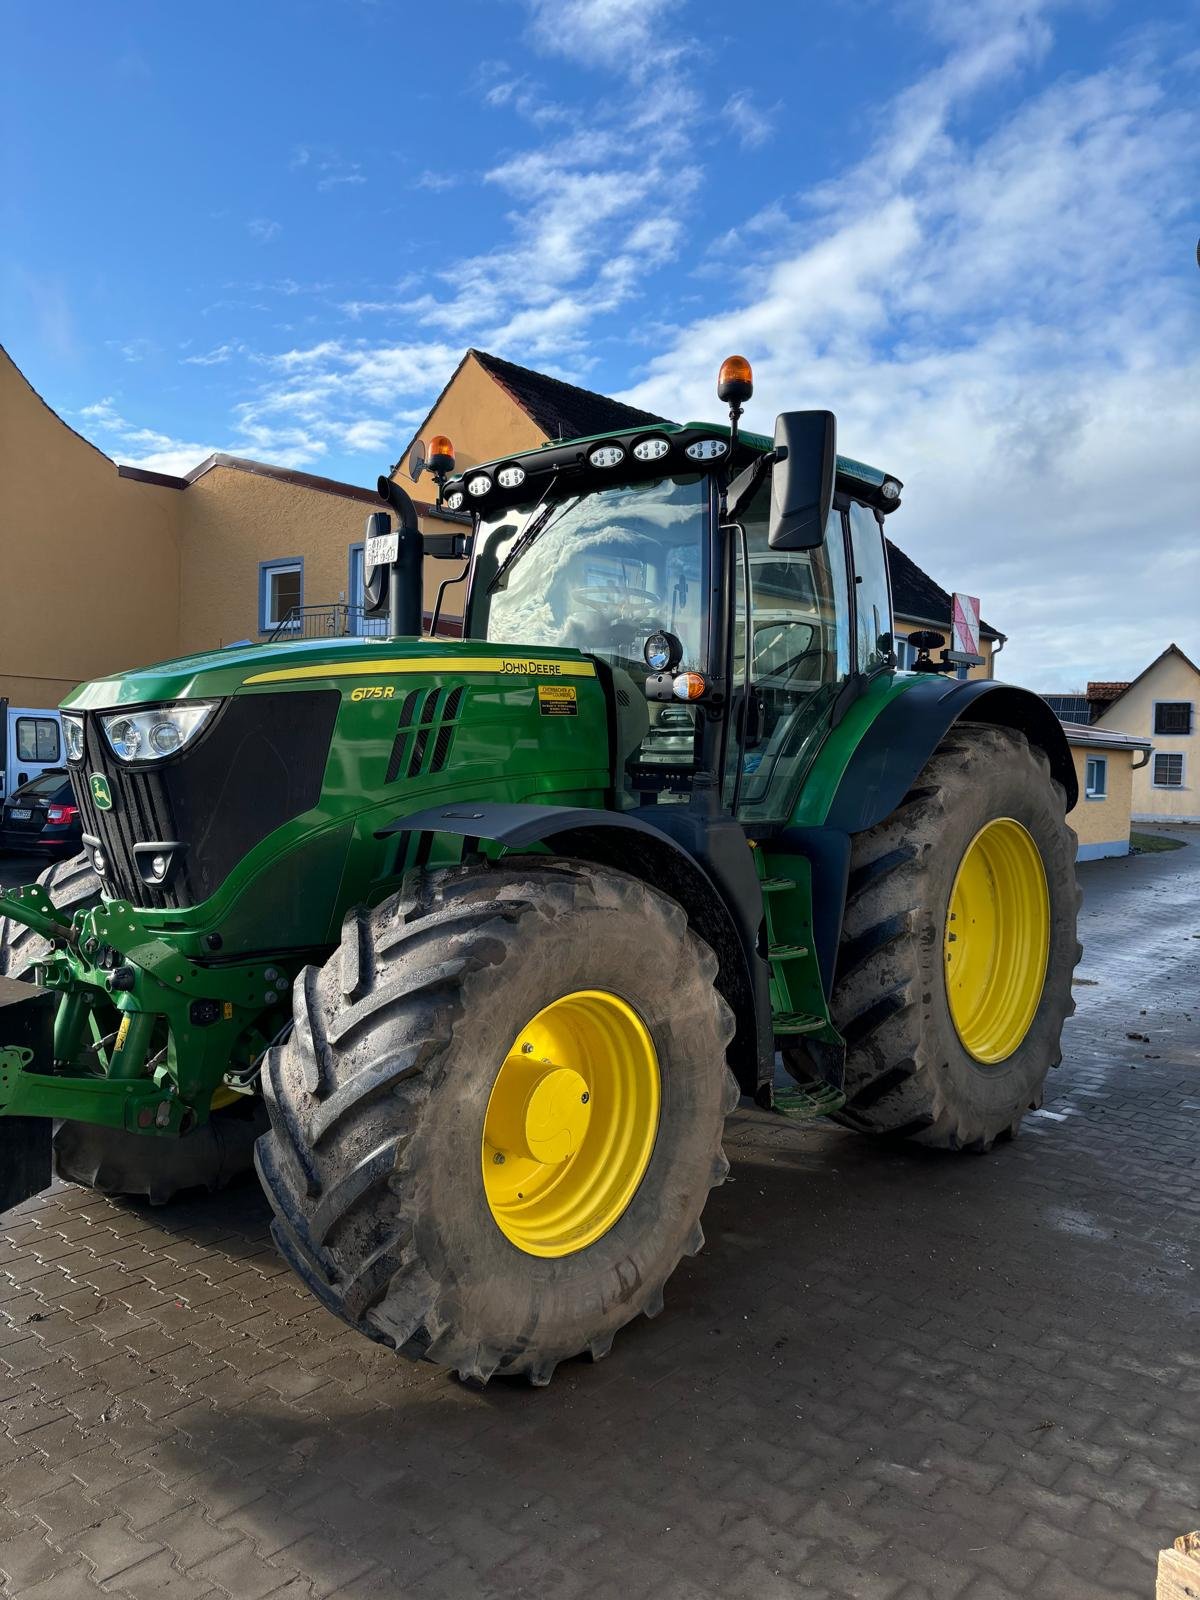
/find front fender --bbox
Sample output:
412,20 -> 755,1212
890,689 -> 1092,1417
380,801 -> 771,1095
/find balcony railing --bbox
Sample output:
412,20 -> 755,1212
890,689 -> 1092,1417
269,604 -> 389,643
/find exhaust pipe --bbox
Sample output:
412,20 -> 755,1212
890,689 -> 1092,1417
376,477 -> 423,639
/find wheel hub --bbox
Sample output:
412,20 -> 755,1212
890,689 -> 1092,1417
482,990 -> 660,1258
944,817 -> 1050,1064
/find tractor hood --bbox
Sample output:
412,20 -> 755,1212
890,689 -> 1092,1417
62,636 -> 598,711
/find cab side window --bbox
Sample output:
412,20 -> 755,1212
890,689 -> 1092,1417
846,501 -> 892,674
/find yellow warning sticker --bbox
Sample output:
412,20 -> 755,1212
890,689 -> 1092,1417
537,684 -> 578,717
114,1016 -> 130,1052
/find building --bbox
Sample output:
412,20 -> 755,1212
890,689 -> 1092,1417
0,344 -> 462,711
1092,645 -> 1199,823
1062,725 -> 1152,859
389,349 -> 1005,676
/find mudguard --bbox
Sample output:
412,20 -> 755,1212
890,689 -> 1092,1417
381,801 -> 772,1095
823,676 -> 1077,835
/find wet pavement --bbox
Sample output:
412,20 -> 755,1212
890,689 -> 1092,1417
0,832 -> 1197,1600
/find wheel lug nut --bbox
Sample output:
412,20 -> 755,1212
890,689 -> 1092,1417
493,1152 -> 505,1164
580,1092 -> 590,1104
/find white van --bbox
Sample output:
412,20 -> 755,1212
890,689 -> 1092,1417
0,703 -> 65,802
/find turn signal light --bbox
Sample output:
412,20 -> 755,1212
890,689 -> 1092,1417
672,672 -> 708,702
428,435 -> 455,473
717,355 -> 753,405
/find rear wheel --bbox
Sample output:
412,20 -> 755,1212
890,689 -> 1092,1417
0,850 -> 264,1202
255,860 -> 738,1383
813,724 -> 1080,1150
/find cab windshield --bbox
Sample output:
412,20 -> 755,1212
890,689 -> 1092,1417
470,474 -> 708,676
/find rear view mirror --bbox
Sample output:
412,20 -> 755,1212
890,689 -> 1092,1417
769,411 -> 836,550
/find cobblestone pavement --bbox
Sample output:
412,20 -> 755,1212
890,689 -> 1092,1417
1,834 -> 1197,1600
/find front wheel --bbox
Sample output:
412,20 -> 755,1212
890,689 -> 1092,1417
811,723 -> 1081,1151
255,861 -> 738,1383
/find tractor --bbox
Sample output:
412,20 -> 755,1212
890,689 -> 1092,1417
0,358 -> 1080,1384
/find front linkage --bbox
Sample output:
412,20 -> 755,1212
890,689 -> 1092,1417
0,881 -> 289,1142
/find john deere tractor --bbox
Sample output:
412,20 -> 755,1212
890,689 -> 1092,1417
0,359 -> 1079,1383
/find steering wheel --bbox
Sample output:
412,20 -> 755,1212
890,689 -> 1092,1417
573,584 -> 661,618
755,643 -> 827,683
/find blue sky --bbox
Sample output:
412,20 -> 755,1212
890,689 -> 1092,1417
3,0 -> 1197,687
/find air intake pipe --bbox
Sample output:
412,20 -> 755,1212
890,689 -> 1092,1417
375,476 -> 423,639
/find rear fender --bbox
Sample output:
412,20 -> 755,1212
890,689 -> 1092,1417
822,676 -> 1077,836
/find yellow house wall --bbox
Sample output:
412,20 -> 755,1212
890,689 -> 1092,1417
391,353 -> 548,632
391,353 -> 547,499
0,349 -> 181,707
1068,745 -> 1136,856
1095,653 -> 1199,821
175,469 -> 463,653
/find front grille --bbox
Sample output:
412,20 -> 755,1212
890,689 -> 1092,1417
71,692 -> 339,910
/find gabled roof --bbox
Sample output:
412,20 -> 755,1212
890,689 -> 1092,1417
471,349 -> 669,440
1092,644 -> 1200,717
886,539 -> 1001,641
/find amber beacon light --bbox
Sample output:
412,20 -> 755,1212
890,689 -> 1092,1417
717,355 -> 754,406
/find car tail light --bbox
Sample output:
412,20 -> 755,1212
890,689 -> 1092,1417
46,804 -> 78,825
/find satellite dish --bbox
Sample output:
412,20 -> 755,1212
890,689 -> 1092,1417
408,439 -> 426,481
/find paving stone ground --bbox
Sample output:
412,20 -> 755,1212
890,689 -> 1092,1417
1,832 -> 1197,1599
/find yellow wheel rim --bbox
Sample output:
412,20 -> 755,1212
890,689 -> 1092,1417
482,990 -> 660,1258
945,818 -> 1050,1064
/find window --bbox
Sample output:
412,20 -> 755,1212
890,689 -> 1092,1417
259,559 -> 303,632
1154,702 -> 1192,735
15,717 -> 60,764
845,501 -> 892,674
1153,752 -> 1184,787
894,635 -> 917,671
1085,756 -> 1107,799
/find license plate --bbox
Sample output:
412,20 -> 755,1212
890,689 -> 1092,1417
8,809 -> 31,821
366,532 -> 399,568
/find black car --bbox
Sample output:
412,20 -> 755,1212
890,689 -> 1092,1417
0,769 -> 83,858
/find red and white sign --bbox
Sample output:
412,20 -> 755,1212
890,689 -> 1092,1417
951,593 -> 982,660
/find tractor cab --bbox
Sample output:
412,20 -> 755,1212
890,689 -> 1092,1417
439,364 -> 903,829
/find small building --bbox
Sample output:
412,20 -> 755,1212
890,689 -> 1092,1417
1092,645 -> 1199,824
1062,726 -> 1152,859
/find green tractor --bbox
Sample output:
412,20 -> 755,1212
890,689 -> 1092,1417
0,358 -> 1080,1383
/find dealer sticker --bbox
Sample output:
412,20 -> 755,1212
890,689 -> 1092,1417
538,684 -> 578,717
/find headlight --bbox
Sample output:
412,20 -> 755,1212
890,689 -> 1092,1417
684,438 -> 728,460
62,714 -> 85,762
100,703 -> 215,763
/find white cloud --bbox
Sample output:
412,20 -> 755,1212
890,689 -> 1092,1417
247,218 -> 281,243
78,398 -> 220,476
618,9 -> 1200,687
721,91 -> 778,150
183,342 -> 245,366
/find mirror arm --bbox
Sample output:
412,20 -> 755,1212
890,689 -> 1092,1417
725,449 -> 774,524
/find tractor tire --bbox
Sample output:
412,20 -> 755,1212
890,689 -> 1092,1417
0,849 -> 266,1203
815,723 -> 1080,1151
255,860 -> 739,1384
0,852 -> 101,978
52,1103 -> 268,1206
